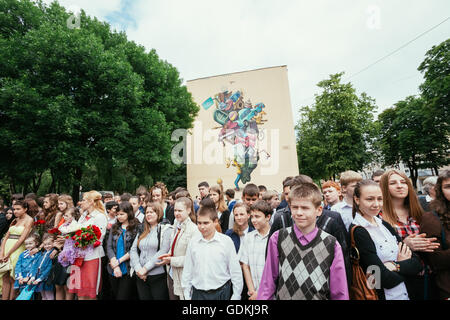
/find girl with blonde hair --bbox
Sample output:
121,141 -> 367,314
67,190 -> 107,300
55,194 -> 74,228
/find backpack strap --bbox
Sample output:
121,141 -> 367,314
349,225 -> 361,262
157,224 -> 162,252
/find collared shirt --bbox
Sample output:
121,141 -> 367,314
182,231 -> 243,300
257,225 -> 349,300
238,229 -> 269,291
352,213 -> 409,300
135,210 -> 144,224
331,200 -> 353,232
394,216 -> 420,240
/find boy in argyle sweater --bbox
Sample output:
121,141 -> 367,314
257,183 -> 349,300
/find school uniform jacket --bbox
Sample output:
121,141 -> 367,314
167,217 -> 200,299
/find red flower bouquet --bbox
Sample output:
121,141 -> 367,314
48,228 -> 61,236
68,225 -> 102,249
58,225 -> 102,268
34,219 -> 46,237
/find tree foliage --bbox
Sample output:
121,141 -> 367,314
0,0 -> 198,202
377,38 -> 449,187
296,72 -> 377,180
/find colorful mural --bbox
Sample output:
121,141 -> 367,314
201,90 -> 270,191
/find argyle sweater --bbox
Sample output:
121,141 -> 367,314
276,227 -> 336,300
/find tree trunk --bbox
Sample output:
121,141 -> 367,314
9,179 -> 16,195
433,166 -> 439,176
72,167 -> 83,204
406,160 -> 418,189
31,172 -> 43,194
48,169 -> 56,194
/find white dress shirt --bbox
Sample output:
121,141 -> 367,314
331,200 -> 353,232
182,231 -> 243,300
78,209 -> 107,261
352,213 -> 409,300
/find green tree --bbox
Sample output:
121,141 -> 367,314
0,0 -> 198,202
377,96 -> 432,187
296,72 -> 378,180
418,38 -> 450,173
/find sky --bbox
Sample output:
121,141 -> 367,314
43,0 -> 450,125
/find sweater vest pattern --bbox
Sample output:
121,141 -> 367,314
276,228 -> 336,300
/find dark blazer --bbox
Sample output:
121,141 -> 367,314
164,203 -> 175,225
268,205 -> 352,286
106,224 -> 139,275
219,209 -> 230,233
225,226 -> 255,253
350,221 -> 423,300
418,195 -> 431,212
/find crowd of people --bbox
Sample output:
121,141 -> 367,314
0,168 -> 448,301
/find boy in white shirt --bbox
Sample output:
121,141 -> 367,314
331,170 -> 362,231
182,204 -> 243,300
239,200 -> 272,300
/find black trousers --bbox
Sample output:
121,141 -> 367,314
109,273 -> 138,300
192,280 -> 232,300
136,272 -> 169,300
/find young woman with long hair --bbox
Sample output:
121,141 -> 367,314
379,170 -> 440,300
130,202 -> 172,300
420,170 -> 450,300
350,180 -> 423,300
0,200 -> 34,300
106,201 -> 139,300
210,185 -> 230,233
42,193 -> 60,231
55,194 -> 74,228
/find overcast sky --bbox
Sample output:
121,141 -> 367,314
43,0 -> 450,124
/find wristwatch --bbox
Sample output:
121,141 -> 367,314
386,261 -> 400,272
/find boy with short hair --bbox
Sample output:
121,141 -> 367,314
182,205 -> 243,300
228,183 -> 259,229
258,185 -> 267,199
225,188 -> 236,212
239,200 -> 272,300
331,170 -> 363,231
262,190 -> 280,224
197,181 -> 210,200
322,181 -> 342,210
258,183 -> 348,300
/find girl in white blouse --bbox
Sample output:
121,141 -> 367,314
349,180 -> 422,300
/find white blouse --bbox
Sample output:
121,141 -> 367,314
77,209 -> 108,261
352,213 -> 409,300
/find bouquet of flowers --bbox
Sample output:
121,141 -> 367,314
58,225 -> 102,267
48,228 -> 61,236
33,219 -> 46,238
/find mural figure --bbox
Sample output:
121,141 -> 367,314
203,90 -> 270,191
